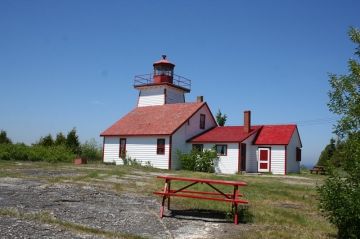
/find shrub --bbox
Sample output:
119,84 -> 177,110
317,134 -> 360,239
177,149 -> 218,173
0,144 -> 75,163
122,155 -> 141,166
81,139 -> 102,161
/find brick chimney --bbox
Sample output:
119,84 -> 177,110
197,96 -> 204,103
244,110 -> 251,133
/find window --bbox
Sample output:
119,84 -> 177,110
119,138 -> 126,158
192,144 -> 203,152
157,138 -> 165,155
200,114 -> 206,129
296,147 -> 301,161
215,144 -> 227,156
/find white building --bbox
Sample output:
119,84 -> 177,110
101,56 -> 302,175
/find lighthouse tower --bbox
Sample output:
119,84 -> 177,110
134,55 -> 191,107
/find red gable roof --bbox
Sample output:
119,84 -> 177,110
253,124 -> 298,145
189,126 -> 262,143
189,124 -> 299,146
101,102 -> 208,136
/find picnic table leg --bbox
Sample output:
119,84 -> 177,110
233,186 -> 239,224
167,181 -> 171,210
160,179 -> 169,218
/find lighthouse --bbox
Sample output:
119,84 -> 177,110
134,55 -> 191,107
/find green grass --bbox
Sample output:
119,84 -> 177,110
0,160 -> 336,238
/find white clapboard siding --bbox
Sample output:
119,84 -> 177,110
103,137 -> 121,163
166,87 -> 185,104
171,126 -> 189,170
240,134 -> 258,173
138,87 -> 165,107
256,145 -> 285,175
171,104 -> 217,169
126,136 -> 170,169
202,143 -> 238,174
286,130 -> 301,173
103,136 -> 169,169
184,104 -> 217,139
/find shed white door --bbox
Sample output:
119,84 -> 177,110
258,148 -> 270,172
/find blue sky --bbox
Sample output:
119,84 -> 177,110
0,0 -> 359,166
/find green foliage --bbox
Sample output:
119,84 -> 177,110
0,144 -> 75,162
177,149 -> 218,173
318,134 -> 360,239
80,138 -> 102,161
66,128 -> 81,155
216,110 -> 227,126
317,138 -> 336,166
122,155 -> 141,166
0,130 -> 12,144
37,134 -> 54,147
55,132 -> 67,146
318,27 -> 360,238
328,27 -> 360,139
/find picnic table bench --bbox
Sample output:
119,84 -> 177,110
153,175 -> 248,224
310,166 -> 326,174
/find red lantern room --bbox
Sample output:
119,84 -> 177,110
133,55 -> 191,105
153,55 -> 175,84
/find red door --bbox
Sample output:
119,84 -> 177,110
258,148 -> 270,172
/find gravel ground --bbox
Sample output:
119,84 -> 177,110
0,167 -> 245,239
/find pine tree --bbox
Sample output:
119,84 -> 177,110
55,132 -> 67,146
216,110 -> 227,126
66,128 -> 81,155
0,130 -> 12,144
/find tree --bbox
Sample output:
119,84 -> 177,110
0,130 -> 12,144
328,27 -> 360,138
66,128 -> 81,155
37,134 -> 54,147
318,27 -> 360,239
216,110 -> 227,126
317,138 -> 336,166
54,132 -> 67,146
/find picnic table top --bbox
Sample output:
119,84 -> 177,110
313,166 -> 325,169
156,175 -> 247,186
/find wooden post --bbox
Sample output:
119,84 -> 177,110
160,179 -> 169,218
234,186 -> 239,224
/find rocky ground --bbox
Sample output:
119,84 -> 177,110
0,163 -> 247,239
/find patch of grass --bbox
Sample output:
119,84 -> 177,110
149,169 -> 335,238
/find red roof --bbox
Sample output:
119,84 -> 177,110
153,58 -> 175,66
190,126 -> 262,143
190,124 -> 299,145
101,102 -> 207,136
253,125 -> 297,145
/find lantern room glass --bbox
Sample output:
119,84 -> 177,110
154,65 -> 173,77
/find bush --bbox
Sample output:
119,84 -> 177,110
177,149 -> 218,173
80,139 -> 102,161
317,134 -> 360,238
122,155 -> 141,166
0,144 -> 75,163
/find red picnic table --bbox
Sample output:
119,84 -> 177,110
153,175 -> 248,224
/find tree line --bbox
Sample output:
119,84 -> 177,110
0,129 -> 102,162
